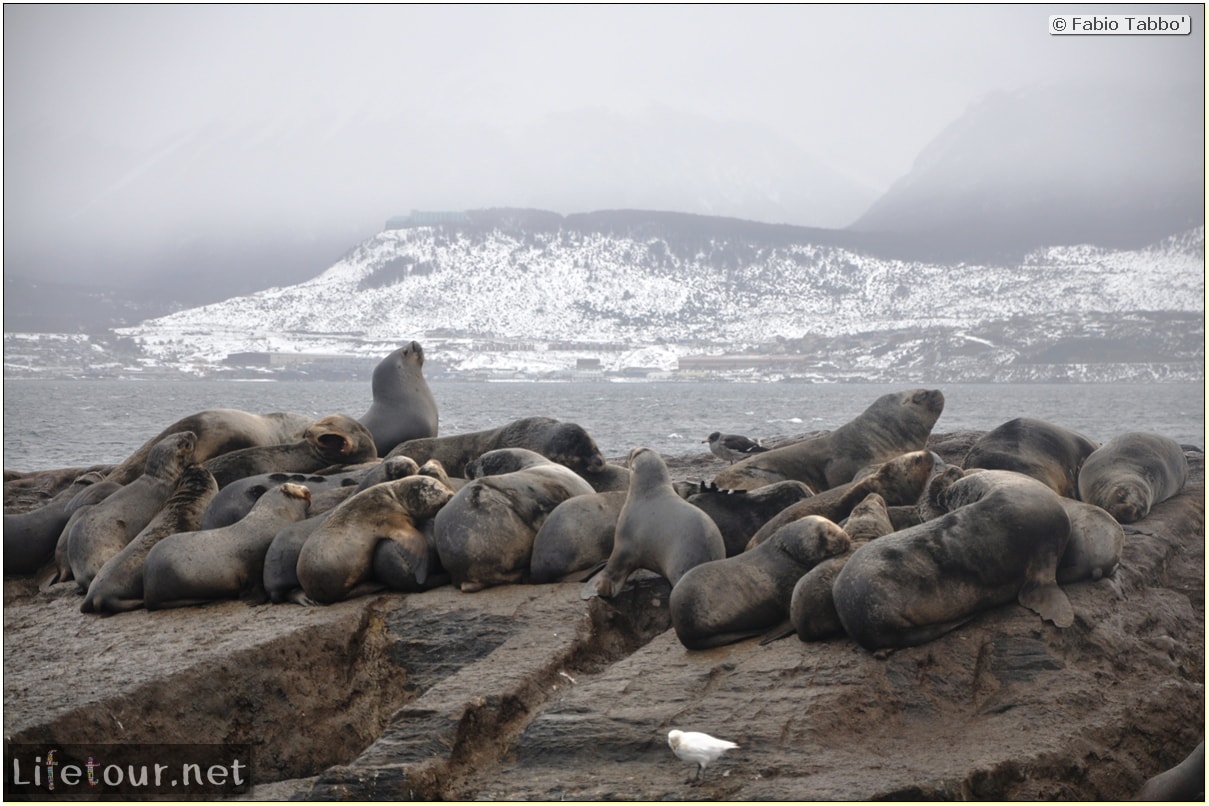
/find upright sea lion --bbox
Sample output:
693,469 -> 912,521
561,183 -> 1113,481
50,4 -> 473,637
583,447 -> 725,599
388,416 -> 607,479
66,431 -> 198,592
297,475 -> 454,605
687,480 -> 815,557
143,482 -> 312,609
1077,431 -> 1189,524
529,490 -> 626,583
81,465 -> 219,614
962,417 -> 1099,497
202,413 -> 378,488
832,469 -> 1074,651
670,514 -> 849,650
357,341 -> 440,456
434,454 -> 594,592
4,471 -> 107,576
105,409 -> 312,485
746,450 -> 938,549
714,389 -> 944,491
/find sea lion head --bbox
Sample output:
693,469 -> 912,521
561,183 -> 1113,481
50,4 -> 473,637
465,448 -> 550,479
305,414 -> 378,463
391,475 -> 454,520
547,423 -> 607,474
1100,483 -> 1149,524
373,341 -> 426,398
773,515 -> 851,566
144,431 -> 198,477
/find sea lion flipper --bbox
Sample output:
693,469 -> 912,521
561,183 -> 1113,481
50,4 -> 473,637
379,530 -> 430,586
35,562 -> 62,591
1018,581 -> 1074,628
758,621 -> 796,646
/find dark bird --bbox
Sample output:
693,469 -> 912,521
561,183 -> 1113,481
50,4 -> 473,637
705,432 -> 769,464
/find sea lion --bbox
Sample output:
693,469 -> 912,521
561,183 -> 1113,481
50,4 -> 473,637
202,413 -> 378,488
357,341 -> 440,456
4,471 -> 108,576
105,409 -> 312,485
670,514 -> 850,650
745,449 -> 938,549
529,490 -> 626,583
787,492 -> 897,643
583,447 -> 725,599
143,482 -> 312,609
81,465 -> 219,614
387,416 -> 607,479
687,480 -> 815,557
263,514 -> 332,605
40,479 -> 124,587
1135,740 -> 1205,801
297,475 -> 454,605
434,454 -> 594,592
1056,497 -> 1124,584
66,431 -> 198,592
714,389 -> 944,491
201,466 -> 373,530
1077,431 -> 1189,524
832,469 -> 1074,651
464,447 -> 553,478
355,456 -> 420,491
580,462 -> 631,493
962,417 -> 1099,497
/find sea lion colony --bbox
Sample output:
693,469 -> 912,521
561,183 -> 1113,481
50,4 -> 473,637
3,345 -> 1193,652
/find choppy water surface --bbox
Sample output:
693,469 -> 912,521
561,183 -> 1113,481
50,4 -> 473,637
3,379 -> 1204,470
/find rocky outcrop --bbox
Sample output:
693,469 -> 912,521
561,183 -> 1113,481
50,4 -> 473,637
2,436 -> 1203,800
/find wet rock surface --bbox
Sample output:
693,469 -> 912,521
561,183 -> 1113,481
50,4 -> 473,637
2,434 -> 1203,800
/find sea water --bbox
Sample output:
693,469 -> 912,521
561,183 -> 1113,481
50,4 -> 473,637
2,379 -> 1203,472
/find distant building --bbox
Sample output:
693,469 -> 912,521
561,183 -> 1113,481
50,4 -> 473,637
385,210 -> 471,230
576,358 -> 602,371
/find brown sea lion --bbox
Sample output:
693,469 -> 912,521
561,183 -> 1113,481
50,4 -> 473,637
105,409 -> 312,485
81,465 -> 219,614
714,389 -> 944,491
529,490 -> 627,584
962,417 -> 1099,497
65,431 -> 198,592
202,413 -> 378,488
687,480 -> 816,557
297,475 -> 454,605
143,482 -> 312,609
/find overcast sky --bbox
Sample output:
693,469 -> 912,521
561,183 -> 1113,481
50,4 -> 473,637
3,4 -> 1203,288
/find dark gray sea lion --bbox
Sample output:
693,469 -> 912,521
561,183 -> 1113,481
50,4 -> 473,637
264,514 -> 332,604
787,492 -> 897,643
1135,739 -> 1205,801
435,455 -> 594,592
4,471 -> 107,576
583,447 -> 725,599
1077,431 -> 1189,524
387,416 -> 607,479
202,413 -> 378,488
143,482 -> 312,609
81,465 -> 219,614
66,431 -> 198,592
464,447 -> 553,478
746,449 -> 938,550
297,475 -> 454,605
201,466 -> 373,530
670,514 -> 850,650
962,417 -> 1099,497
105,409 -> 312,485
833,469 -> 1074,651
714,389 -> 945,491
1056,497 -> 1124,584
373,517 -> 450,593
687,480 -> 815,557
357,341 -> 440,456
355,456 -> 420,491
529,491 -> 626,583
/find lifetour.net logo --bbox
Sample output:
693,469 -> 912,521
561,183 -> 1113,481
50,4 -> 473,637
4,743 -> 252,798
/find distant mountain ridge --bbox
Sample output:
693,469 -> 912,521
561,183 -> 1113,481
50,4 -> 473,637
112,209 -> 1205,381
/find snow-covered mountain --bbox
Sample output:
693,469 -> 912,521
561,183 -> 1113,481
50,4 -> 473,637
115,209 -> 1204,380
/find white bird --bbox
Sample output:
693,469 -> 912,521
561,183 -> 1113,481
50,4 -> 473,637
667,729 -> 739,784
704,431 -> 769,464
